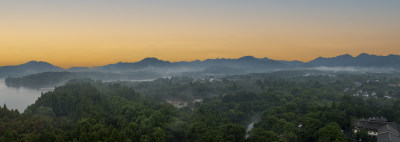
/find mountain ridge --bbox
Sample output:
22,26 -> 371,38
0,61 -> 63,77
1,53 -> 400,77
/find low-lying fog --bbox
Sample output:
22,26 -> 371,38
1,66 -> 398,111
307,66 -> 399,73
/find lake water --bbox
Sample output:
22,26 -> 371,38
0,79 -> 48,112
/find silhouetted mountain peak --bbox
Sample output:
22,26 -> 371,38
23,61 -> 54,66
356,53 -> 375,58
338,54 -> 353,58
311,54 -> 353,63
238,56 -> 257,61
262,57 -> 270,60
0,61 -> 63,77
139,57 -> 169,64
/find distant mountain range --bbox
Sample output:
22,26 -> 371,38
306,53 -> 400,68
1,53 -> 399,78
0,61 -> 63,77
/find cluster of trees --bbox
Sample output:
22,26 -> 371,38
1,80 -> 175,141
2,71 -> 400,141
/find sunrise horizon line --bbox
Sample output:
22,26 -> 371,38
2,52 -> 399,69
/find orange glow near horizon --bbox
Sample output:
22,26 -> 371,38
1,1 -> 400,68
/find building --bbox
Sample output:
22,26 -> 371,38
353,117 -> 400,142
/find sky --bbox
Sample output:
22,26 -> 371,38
1,0 -> 400,68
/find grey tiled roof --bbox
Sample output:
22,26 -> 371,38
378,124 -> 400,136
377,133 -> 400,142
354,120 -> 397,130
354,120 -> 400,142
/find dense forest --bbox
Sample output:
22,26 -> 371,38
2,70 -> 400,141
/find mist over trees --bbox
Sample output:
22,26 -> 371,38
2,71 -> 400,141
2,54 -> 400,141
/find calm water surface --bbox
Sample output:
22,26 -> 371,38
0,79 -> 49,111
